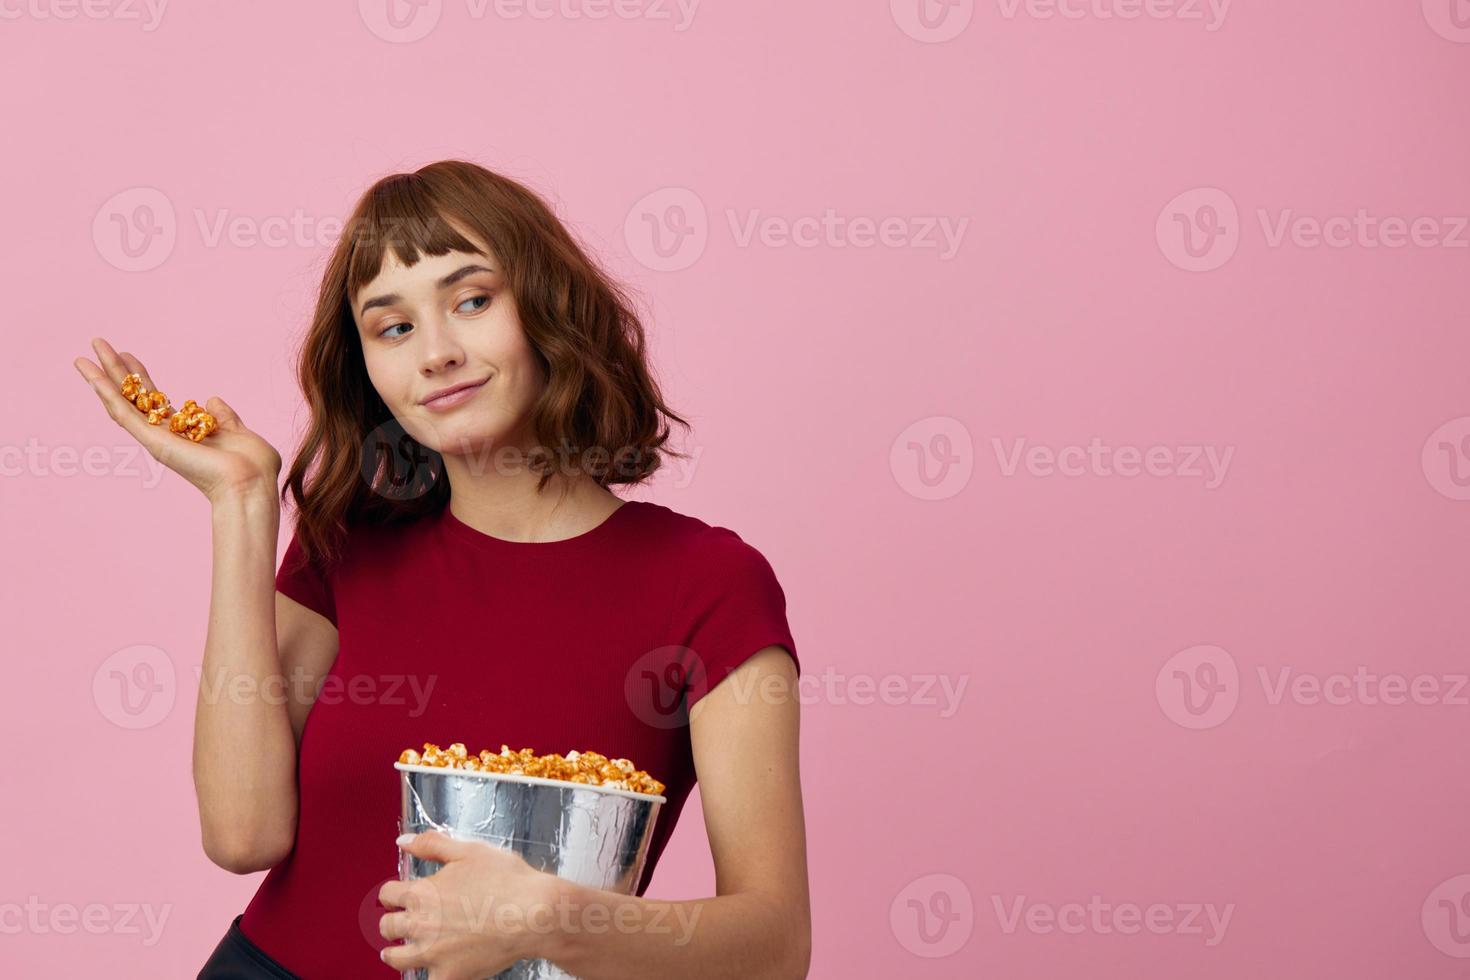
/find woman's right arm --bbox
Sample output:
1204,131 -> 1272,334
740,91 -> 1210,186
74,337 -> 337,875
194,488 -> 339,874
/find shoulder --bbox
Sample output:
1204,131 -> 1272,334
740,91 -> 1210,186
627,501 -> 776,570
627,503 -> 787,612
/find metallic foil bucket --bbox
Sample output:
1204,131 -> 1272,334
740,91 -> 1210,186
394,762 -> 665,980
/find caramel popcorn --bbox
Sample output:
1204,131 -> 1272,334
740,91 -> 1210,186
397,742 -> 666,796
120,372 -> 218,442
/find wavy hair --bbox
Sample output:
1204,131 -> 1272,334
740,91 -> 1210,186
279,160 -> 690,566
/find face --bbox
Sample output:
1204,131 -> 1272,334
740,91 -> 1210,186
350,224 -> 543,460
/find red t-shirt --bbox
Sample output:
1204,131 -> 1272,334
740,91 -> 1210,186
236,498 -> 799,977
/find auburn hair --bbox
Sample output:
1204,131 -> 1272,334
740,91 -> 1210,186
279,159 -> 690,566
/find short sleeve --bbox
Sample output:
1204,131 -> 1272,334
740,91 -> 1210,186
675,528 -> 799,709
276,528 -> 337,627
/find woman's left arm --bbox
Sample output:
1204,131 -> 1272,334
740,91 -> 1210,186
381,645 -> 811,979
541,644 -> 811,980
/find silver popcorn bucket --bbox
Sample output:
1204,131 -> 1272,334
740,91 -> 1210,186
394,762 -> 666,980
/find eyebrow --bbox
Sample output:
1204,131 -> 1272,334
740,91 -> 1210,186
357,264 -> 496,318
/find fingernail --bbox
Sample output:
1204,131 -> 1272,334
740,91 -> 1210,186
396,833 -> 416,847
379,949 -> 388,962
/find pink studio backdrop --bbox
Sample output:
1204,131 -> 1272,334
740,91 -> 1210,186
4,1 -> 1469,977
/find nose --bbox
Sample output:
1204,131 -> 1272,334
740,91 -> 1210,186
416,314 -> 465,377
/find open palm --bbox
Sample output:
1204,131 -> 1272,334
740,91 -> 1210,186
75,337 -> 283,503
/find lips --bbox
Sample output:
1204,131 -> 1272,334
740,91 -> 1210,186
421,379 -> 488,407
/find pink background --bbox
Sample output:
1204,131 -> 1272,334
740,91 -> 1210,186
5,1 -> 1470,976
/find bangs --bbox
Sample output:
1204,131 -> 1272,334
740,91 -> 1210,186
343,174 -> 482,301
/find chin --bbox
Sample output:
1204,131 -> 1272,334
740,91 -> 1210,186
424,423 -> 509,461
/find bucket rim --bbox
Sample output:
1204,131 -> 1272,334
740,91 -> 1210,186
394,762 -> 667,804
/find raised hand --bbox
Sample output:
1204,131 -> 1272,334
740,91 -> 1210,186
75,337 -> 283,504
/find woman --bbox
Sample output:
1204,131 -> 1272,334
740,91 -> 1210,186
73,160 -> 811,979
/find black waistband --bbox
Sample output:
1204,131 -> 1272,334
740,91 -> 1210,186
196,915 -> 301,980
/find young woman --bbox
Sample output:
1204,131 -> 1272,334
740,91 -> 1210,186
74,160 -> 810,979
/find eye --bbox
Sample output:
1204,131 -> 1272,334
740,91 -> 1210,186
456,294 -> 490,314
379,322 -> 412,339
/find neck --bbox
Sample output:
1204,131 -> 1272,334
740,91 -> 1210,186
441,457 -> 620,544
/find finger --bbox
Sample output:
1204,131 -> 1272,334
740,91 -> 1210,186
90,337 -> 134,388
379,910 -> 413,941
74,358 -> 143,427
397,830 -> 471,864
78,362 -> 177,451
117,351 -> 156,392
380,941 -> 429,972
74,356 -> 108,388
205,395 -> 245,432
379,880 -> 411,909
